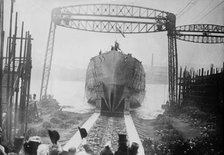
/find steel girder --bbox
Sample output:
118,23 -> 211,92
168,36 -> 178,103
51,4 -> 171,33
176,24 -> 224,43
40,22 -> 56,99
166,13 -> 178,103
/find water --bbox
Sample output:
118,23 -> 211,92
30,80 -> 168,119
134,84 -> 168,119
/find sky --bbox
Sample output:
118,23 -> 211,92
3,0 -> 224,76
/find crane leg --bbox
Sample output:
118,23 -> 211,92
168,35 -> 178,104
40,22 -> 56,100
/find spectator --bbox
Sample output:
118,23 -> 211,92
114,134 -> 128,155
78,127 -> 87,140
128,142 -> 139,155
68,147 -> 76,155
0,128 -> 8,155
48,130 -> 60,145
48,130 -> 63,155
23,136 -> 42,155
59,147 -> 77,155
0,145 -> 6,155
100,141 -> 113,155
37,144 -> 49,155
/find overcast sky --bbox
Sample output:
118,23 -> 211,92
4,0 -> 224,75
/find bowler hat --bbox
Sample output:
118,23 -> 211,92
118,134 -> 127,143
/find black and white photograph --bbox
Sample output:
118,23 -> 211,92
0,0 -> 223,154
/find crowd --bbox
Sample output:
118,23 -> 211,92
0,127 -> 139,155
143,132 -> 223,155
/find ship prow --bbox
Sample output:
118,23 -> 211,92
85,42 -> 146,116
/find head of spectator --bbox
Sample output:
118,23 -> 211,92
128,142 -> 139,155
14,136 -> 25,153
49,149 -> 60,155
37,144 -> 49,155
83,144 -> 94,155
100,141 -> 113,155
68,147 -> 76,155
23,136 -> 42,155
0,128 -> 2,140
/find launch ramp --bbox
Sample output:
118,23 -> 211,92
63,113 -> 145,155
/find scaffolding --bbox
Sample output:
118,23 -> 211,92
0,0 -> 33,145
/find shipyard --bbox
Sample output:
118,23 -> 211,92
0,0 -> 224,155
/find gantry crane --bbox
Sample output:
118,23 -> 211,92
40,4 -> 224,104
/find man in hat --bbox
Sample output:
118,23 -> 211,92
114,134 -> 128,155
0,128 -> 9,155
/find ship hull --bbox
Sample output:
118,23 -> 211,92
85,50 -> 145,113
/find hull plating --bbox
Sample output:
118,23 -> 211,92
85,50 -> 145,112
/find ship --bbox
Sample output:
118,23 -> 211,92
85,42 -> 145,116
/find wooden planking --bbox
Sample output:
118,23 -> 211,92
177,64 -> 224,110
124,114 -> 145,155
63,113 -> 100,151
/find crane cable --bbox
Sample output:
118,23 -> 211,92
191,0 -> 215,22
195,0 -> 224,22
176,0 -> 197,18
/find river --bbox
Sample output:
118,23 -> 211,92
30,80 -> 168,119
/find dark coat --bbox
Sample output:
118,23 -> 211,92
100,146 -> 113,155
114,150 -> 128,155
114,145 -> 128,155
23,141 -> 41,155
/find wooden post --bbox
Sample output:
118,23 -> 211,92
19,32 -> 28,135
191,71 -> 195,83
222,62 -> 224,72
193,70 -> 195,98
201,68 -> 204,86
8,12 -> 18,143
14,22 -> 24,139
183,67 -> 186,99
188,69 -> 192,98
6,32 -> 11,143
178,67 -> 182,106
0,0 -> 4,131
6,0 -> 15,141
0,32 -> 3,131
210,64 -> 213,75
24,33 -> 32,135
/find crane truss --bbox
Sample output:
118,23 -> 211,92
52,4 -> 170,33
40,4 -> 224,104
40,22 -> 56,99
176,24 -> 224,43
